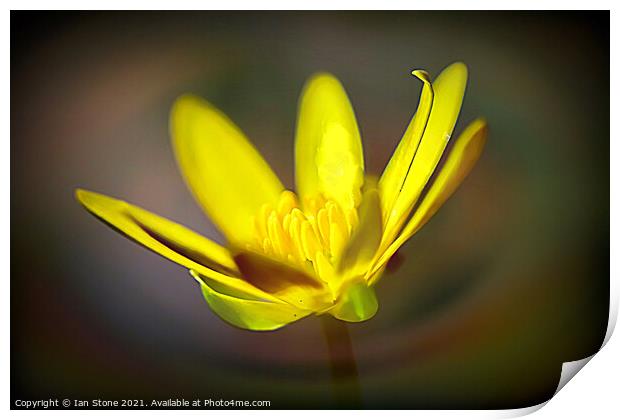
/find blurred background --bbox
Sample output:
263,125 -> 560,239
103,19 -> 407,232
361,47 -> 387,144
11,11 -> 609,409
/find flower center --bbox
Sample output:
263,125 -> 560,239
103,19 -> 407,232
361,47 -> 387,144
250,190 -> 359,284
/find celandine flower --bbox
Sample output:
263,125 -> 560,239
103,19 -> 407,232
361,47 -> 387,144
76,62 -> 487,331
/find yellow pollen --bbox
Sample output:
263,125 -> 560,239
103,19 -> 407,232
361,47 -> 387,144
251,190 -> 358,281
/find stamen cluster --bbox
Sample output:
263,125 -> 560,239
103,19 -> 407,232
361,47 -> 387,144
251,191 -> 358,282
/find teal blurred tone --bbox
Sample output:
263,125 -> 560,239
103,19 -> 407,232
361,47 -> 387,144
11,11 -> 609,408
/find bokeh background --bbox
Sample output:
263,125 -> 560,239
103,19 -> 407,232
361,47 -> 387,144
11,11 -> 609,409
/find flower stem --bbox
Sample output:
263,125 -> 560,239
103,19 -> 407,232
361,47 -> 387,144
320,316 -> 362,408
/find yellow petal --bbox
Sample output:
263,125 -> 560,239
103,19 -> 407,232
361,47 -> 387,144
233,251 -> 334,311
191,271 -> 309,331
337,182 -> 383,281
370,118 -> 487,282
75,189 -> 278,302
379,70 -> 433,224
379,62 -> 468,249
170,95 -> 284,245
294,73 -> 364,212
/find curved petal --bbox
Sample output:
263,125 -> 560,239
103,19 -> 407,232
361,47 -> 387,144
379,62 -> 468,250
191,271 -> 310,331
379,70 -> 434,224
295,73 -> 364,212
170,95 -> 284,245
370,118 -> 487,283
75,189 -> 278,302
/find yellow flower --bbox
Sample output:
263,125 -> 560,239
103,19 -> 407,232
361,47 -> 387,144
76,62 -> 487,331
